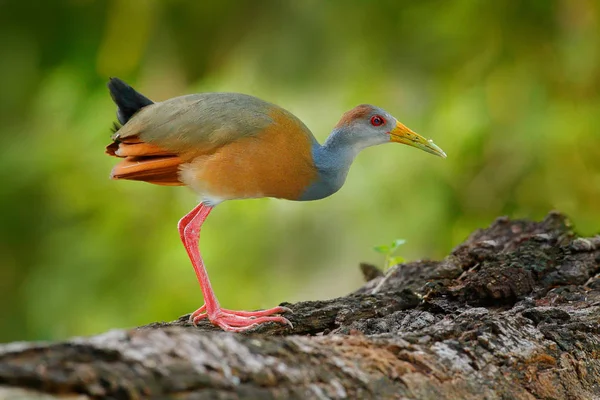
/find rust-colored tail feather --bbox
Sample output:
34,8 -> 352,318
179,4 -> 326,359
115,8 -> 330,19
106,136 -> 184,186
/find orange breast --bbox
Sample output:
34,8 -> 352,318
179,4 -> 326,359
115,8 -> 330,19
180,109 -> 318,201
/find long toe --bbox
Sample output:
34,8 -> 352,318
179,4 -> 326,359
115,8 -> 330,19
189,304 -> 207,325
218,305 -> 292,318
207,309 -> 293,332
191,313 -> 209,325
218,314 -> 293,328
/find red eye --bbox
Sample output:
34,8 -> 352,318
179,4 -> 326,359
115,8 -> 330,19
370,115 -> 385,126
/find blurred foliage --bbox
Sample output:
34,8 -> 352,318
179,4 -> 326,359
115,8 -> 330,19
0,0 -> 599,342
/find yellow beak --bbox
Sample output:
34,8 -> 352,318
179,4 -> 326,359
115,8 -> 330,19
389,121 -> 446,158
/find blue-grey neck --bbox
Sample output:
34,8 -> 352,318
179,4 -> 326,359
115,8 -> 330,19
299,128 -> 360,201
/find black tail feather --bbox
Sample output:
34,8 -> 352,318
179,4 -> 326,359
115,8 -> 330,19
107,77 -> 154,125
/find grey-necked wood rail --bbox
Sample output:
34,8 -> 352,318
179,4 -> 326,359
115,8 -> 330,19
105,78 -> 446,332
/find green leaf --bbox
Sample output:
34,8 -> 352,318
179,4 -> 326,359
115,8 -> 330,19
388,256 -> 405,266
373,245 -> 390,254
390,239 -> 406,252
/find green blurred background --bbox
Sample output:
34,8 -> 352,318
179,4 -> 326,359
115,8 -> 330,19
1,0 -> 599,342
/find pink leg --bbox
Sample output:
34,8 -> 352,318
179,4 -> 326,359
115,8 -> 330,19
180,203 -> 292,332
178,203 -> 204,243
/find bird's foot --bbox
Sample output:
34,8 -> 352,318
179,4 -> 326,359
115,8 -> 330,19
189,305 -> 293,332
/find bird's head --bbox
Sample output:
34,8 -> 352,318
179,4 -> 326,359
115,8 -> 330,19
334,104 -> 446,158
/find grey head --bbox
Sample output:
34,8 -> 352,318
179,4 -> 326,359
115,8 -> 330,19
301,104 -> 446,201
323,104 -> 399,152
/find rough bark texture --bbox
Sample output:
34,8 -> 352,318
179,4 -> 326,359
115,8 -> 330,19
1,212 -> 599,399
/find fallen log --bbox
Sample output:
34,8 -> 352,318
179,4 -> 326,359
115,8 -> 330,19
1,212 -> 599,399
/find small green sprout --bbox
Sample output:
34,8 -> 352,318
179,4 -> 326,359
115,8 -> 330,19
373,239 -> 406,270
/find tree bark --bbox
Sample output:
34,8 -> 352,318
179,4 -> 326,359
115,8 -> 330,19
1,212 -> 599,399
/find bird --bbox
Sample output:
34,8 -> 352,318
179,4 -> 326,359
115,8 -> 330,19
105,77 -> 446,332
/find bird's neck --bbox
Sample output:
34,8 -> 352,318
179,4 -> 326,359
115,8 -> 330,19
320,127 -> 361,167
300,128 -> 360,201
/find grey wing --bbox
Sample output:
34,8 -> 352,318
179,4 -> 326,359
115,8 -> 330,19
114,93 -> 275,154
